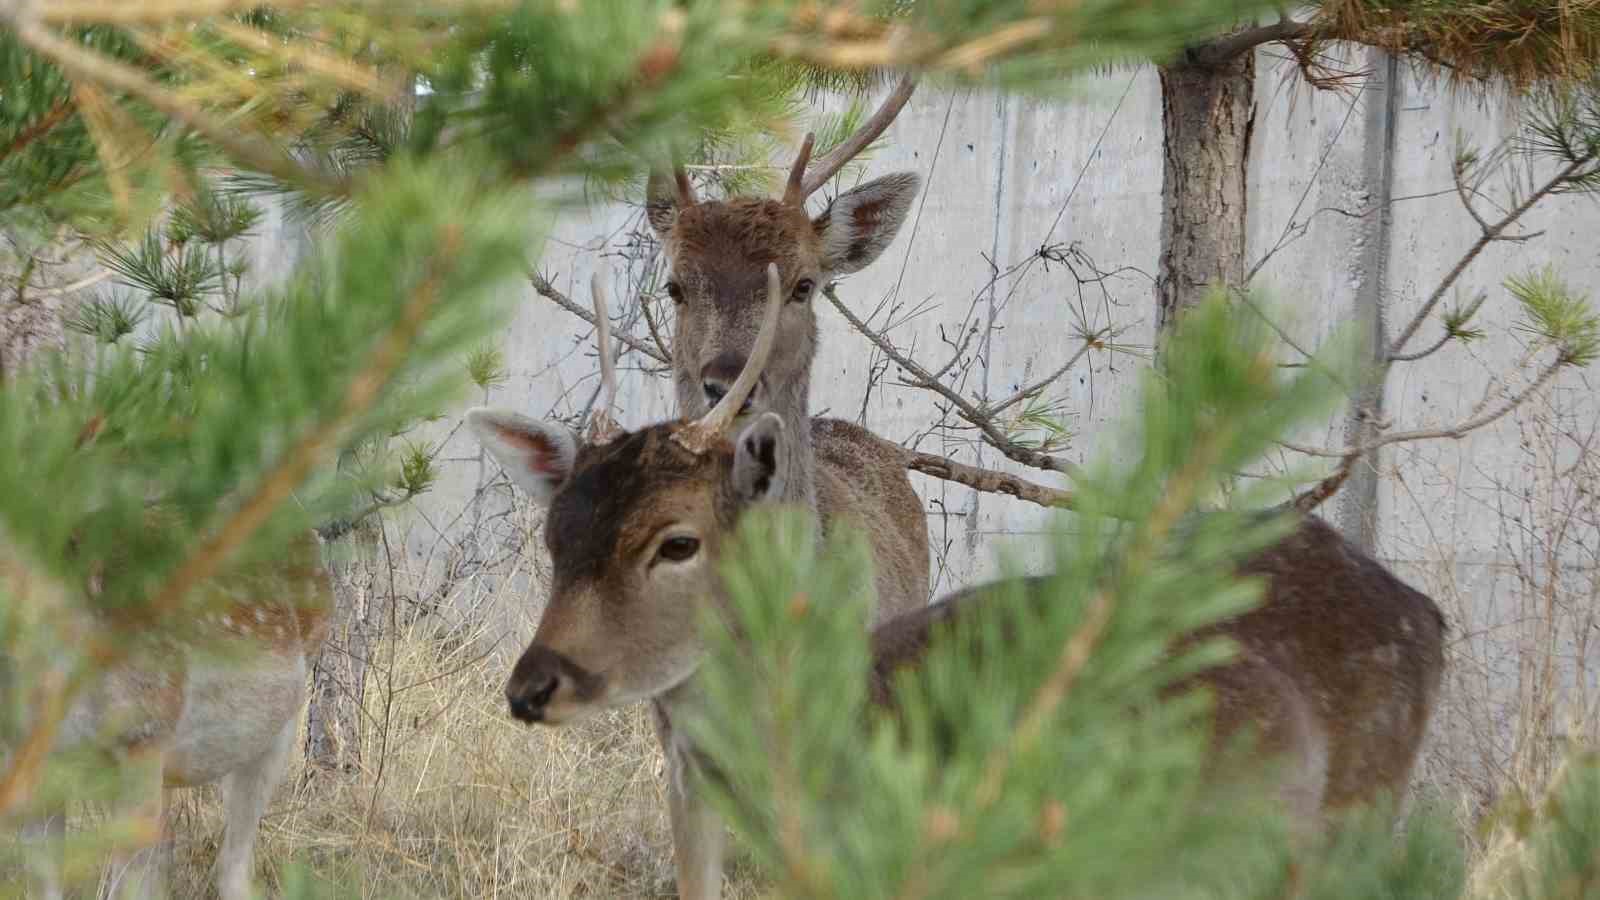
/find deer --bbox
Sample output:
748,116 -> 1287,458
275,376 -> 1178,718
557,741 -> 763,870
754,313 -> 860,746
4,524 -> 333,900
467,267 -> 1446,899
643,74 -> 930,627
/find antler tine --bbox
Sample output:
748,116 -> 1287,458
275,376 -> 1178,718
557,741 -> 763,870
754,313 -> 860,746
587,267 -> 623,445
672,165 -> 697,208
675,263 -> 783,453
798,73 -> 917,200
781,131 -> 816,207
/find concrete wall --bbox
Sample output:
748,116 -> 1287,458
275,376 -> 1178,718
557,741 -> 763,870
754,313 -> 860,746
396,50 -> 1599,794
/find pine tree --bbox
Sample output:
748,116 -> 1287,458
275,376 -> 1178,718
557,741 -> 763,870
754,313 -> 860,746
686,292 -> 1477,898
3,2 -> 1598,897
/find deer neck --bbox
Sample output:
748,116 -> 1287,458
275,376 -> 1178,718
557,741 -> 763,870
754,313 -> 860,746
766,372 -> 818,516
675,369 -> 819,518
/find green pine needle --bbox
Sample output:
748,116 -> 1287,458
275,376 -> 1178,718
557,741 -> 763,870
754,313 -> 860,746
466,344 -> 509,391
1507,266 -> 1600,366
61,292 -> 149,345
96,229 -> 221,317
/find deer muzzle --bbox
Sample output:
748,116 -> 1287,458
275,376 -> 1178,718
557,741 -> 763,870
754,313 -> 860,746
701,350 -> 765,415
505,644 -> 603,725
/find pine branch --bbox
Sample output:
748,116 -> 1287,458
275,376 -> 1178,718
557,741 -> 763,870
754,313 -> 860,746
35,0 -> 288,25
6,14 -> 351,199
970,419 -> 1226,810
105,222 -> 454,638
1186,18 -> 1315,66
1388,156 -> 1593,361
0,97 -> 75,166
0,222 -> 466,813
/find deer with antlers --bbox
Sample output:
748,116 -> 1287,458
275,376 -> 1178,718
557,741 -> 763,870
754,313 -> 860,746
644,75 -> 931,625
468,268 -> 1446,899
5,527 -> 332,900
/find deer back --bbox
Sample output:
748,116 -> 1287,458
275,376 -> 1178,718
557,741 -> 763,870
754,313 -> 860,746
868,513 -> 1444,816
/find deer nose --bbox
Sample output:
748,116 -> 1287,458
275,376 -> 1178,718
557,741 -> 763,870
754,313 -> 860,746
506,674 -> 558,723
701,351 -> 761,413
505,646 -> 565,724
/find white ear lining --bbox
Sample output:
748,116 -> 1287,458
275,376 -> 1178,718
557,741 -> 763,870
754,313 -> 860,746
464,407 -> 579,505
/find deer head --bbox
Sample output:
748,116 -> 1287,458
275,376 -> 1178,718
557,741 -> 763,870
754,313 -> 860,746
468,265 -> 790,725
647,75 -> 921,422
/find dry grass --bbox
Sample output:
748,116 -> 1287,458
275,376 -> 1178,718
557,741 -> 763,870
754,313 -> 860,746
158,622 -> 765,899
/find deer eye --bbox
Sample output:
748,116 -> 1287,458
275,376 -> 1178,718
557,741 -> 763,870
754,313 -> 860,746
665,281 -> 685,304
790,278 -> 814,303
657,536 -> 700,563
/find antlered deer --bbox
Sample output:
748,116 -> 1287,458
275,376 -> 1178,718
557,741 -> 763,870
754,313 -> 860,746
467,268 -> 1445,899
4,525 -> 332,900
645,75 -> 929,624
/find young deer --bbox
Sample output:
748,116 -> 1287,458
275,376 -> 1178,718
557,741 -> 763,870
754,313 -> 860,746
467,269 -> 1446,899
645,74 -> 930,624
5,526 -> 332,900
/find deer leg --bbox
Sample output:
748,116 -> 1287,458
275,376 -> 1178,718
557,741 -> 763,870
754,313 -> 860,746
214,712 -> 296,900
20,809 -> 65,900
654,704 -> 724,900
104,752 -> 165,900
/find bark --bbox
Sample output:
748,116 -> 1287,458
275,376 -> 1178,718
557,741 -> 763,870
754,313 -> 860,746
304,515 -> 388,777
1155,49 -> 1256,343
906,450 -> 1074,510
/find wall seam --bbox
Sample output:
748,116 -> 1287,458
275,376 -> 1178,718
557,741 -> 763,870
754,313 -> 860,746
1340,48 -> 1401,550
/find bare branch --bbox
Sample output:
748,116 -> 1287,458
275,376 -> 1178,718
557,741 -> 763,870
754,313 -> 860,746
1292,452 -> 1360,513
530,269 -> 671,366
1388,156 -> 1593,361
1360,359 -> 1566,449
1386,329 -> 1454,364
637,286 -> 673,361
823,284 -> 1082,478
907,450 -> 1074,509
1284,356 -> 1567,463
986,336 -> 1098,417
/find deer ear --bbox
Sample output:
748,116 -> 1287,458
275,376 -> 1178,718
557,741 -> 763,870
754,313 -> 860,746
731,413 -> 787,504
465,408 -> 579,505
812,171 -> 920,276
645,170 -> 680,241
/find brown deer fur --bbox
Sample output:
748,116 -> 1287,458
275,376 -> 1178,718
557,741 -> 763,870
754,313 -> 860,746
467,405 -> 1445,898
647,177 -> 931,625
871,514 -> 1446,817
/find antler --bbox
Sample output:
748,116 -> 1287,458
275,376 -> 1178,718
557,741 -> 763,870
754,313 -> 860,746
587,268 -> 624,446
781,132 -> 815,207
790,73 -> 917,203
646,164 -> 698,215
673,263 -> 783,454
671,165 -> 697,208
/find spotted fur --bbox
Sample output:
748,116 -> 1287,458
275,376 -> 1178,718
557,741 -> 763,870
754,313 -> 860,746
9,526 -> 333,899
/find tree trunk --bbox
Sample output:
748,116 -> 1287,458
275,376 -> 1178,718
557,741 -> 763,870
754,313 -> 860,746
305,516 -> 387,777
1155,50 -> 1256,343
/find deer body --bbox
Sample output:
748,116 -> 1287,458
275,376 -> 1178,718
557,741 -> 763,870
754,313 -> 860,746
870,515 -> 1446,821
9,530 -> 331,900
469,362 -> 1444,900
